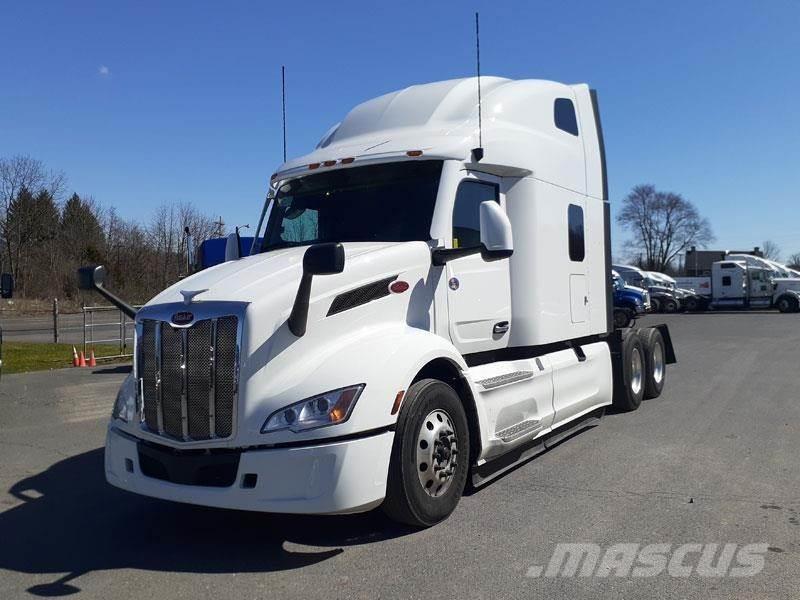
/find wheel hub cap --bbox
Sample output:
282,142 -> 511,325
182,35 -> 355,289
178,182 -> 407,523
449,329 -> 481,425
631,350 -> 643,395
417,409 -> 458,497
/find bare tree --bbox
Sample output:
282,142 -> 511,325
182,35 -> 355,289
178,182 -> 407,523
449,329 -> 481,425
0,155 -> 66,279
760,240 -> 782,261
787,252 -> 800,270
617,184 -> 715,271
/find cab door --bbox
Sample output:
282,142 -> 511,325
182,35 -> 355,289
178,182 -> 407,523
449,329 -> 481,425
445,175 -> 512,355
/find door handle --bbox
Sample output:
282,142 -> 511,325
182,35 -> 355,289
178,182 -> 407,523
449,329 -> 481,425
493,321 -> 509,334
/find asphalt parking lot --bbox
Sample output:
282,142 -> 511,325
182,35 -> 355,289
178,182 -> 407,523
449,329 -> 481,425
1,312 -> 798,599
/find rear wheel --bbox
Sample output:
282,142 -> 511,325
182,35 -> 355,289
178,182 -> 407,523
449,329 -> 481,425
383,378 -> 470,527
663,298 -> 679,313
685,296 -> 699,311
613,332 -> 646,411
641,327 -> 666,399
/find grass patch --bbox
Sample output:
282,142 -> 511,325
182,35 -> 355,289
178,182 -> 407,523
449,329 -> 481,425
1,342 -> 131,375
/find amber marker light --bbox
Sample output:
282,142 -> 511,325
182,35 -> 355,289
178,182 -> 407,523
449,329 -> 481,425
391,390 -> 405,415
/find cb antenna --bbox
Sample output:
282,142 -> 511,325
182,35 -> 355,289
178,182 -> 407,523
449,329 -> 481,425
472,12 -> 484,162
281,65 -> 287,162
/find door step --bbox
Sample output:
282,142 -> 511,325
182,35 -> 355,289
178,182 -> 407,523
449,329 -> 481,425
495,418 -> 542,442
476,370 -> 534,390
471,408 -> 605,488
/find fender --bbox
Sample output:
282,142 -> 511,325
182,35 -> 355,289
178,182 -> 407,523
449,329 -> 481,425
238,323 -> 470,447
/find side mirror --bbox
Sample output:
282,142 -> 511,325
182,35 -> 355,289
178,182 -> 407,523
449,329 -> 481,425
78,265 -> 106,290
76,265 -> 137,319
479,201 -> 513,261
224,232 -> 240,262
303,242 -> 345,275
288,243 -> 346,337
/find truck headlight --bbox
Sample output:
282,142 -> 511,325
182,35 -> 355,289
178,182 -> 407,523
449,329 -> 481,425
261,384 -> 365,433
113,373 -> 137,423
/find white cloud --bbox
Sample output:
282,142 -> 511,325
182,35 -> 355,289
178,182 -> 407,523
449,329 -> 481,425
98,65 -> 111,77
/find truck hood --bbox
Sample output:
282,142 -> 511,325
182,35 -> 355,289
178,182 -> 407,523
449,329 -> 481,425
147,241 -> 411,307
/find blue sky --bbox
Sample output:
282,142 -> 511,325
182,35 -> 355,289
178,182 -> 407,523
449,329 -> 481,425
2,1 -> 799,261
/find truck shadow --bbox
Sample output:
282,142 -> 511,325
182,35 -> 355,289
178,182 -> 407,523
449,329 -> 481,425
1,448 -> 414,597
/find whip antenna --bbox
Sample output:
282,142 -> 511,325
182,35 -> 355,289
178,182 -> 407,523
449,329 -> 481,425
281,65 -> 287,162
472,12 -> 484,162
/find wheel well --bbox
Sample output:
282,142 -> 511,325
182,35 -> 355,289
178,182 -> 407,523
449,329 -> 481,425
412,358 -> 481,464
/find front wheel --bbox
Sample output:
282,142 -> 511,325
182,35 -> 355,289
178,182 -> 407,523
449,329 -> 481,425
663,299 -> 679,313
383,378 -> 470,527
614,308 -> 632,329
777,296 -> 798,313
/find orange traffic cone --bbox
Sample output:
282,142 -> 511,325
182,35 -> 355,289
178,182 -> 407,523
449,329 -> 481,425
79,351 -> 87,368
72,346 -> 79,367
89,350 -> 97,368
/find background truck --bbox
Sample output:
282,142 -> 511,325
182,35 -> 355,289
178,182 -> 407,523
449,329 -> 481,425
613,264 -> 682,313
80,76 -> 676,527
708,259 -> 800,312
611,270 -> 650,328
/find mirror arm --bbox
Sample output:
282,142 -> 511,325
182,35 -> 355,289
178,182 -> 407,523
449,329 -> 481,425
431,246 -> 483,266
481,247 -> 513,262
431,245 -> 512,266
288,272 -> 313,337
77,266 -> 137,319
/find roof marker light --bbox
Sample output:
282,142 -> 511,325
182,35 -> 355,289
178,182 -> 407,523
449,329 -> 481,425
406,150 -> 423,157
308,163 -> 321,170
323,160 -> 337,167
341,157 -> 355,164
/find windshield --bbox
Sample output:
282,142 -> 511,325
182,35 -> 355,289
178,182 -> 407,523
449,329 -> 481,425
257,161 -> 443,253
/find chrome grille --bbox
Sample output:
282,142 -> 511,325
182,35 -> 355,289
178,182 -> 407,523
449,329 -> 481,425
138,316 -> 239,441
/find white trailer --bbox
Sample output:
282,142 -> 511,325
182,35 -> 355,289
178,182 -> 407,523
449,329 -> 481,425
80,77 -> 676,527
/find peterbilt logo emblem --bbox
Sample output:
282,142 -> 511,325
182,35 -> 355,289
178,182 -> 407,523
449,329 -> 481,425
171,311 -> 194,325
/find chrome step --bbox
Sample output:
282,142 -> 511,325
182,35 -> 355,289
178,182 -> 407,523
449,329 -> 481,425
495,418 -> 542,442
476,370 -> 534,390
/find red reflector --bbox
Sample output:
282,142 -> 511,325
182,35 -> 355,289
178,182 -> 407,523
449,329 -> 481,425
389,280 -> 410,294
323,160 -> 337,167
406,150 -> 423,157
308,163 -> 320,170
341,157 -> 355,164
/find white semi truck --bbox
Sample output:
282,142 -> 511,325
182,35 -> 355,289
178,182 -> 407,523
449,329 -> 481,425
707,259 -> 800,312
79,77 -> 676,527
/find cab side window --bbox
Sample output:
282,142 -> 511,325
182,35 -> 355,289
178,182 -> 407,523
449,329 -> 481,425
452,181 -> 498,249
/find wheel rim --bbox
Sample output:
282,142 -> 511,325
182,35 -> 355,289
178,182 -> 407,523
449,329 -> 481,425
416,409 -> 458,497
665,301 -> 676,313
652,343 -> 664,384
779,299 -> 788,311
630,349 -> 643,395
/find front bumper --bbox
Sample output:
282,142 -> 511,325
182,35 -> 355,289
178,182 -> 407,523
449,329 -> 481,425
105,425 -> 394,514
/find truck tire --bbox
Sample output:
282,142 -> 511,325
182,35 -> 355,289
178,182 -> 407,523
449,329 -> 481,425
613,332 -> 645,412
641,327 -> 666,399
777,296 -> 799,313
613,308 -> 632,329
663,298 -> 678,313
684,296 -> 699,311
383,378 -> 470,528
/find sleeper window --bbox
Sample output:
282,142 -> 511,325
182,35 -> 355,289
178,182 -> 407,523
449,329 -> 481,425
452,181 -> 499,249
554,98 -> 579,136
568,204 -> 585,262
